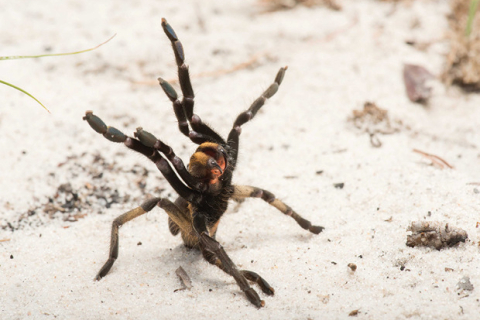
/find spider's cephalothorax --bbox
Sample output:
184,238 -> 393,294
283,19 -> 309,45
84,18 -> 324,308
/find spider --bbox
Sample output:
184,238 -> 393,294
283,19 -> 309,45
83,18 -> 323,308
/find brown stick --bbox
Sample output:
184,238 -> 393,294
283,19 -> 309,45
413,149 -> 453,169
174,266 -> 193,291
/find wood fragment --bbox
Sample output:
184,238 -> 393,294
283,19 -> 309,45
0,239 -> 11,242
412,149 -> 453,169
403,64 -> 434,103
406,221 -> 468,250
258,0 -> 342,12
174,266 -> 193,292
348,309 -> 359,316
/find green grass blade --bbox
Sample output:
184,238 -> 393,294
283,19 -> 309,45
1,34 -> 115,113
466,0 -> 480,37
0,79 -> 50,113
0,34 -> 116,60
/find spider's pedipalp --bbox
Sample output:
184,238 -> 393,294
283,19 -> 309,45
227,67 -> 288,168
83,111 -> 107,133
124,137 -> 199,201
83,111 -> 201,202
134,127 -> 207,192
83,111 -> 127,143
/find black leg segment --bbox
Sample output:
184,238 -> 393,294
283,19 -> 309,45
227,67 -> 287,168
193,211 -> 265,308
232,185 -> 324,234
160,18 -> 226,145
83,111 -> 201,203
95,197 -> 161,280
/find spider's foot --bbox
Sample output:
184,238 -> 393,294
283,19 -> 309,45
158,77 -> 178,101
257,280 -> 275,296
83,111 -> 127,143
161,18 -> 185,66
310,225 -> 325,234
296,216 -> 324,235
245,288 -> 265,308
241,270 -> 275,295
161,18 -> 178,42
94,258 -> 116,281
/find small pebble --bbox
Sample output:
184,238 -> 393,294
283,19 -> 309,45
457,276 -> 474,291
334,183 -> 344,189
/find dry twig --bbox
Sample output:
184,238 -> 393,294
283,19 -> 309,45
258,0 -> 342,12
174,266 -> 193,291
413,149 -> 454,169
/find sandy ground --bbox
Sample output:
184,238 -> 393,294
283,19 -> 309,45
1,0 -> 480,319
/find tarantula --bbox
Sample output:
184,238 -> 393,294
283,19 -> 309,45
83,18 -> 323,308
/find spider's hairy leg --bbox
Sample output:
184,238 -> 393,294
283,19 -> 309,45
202,248 -> 275,295
227,67 -> 287,167
134,127 -> 207,192
193,212 -> 265,308
158,77 -> 189,137
83,111 -> 200,203
160,18 -> 225,145
95,197 -> 192,280
241,270 -> 275,295
168,197 -> 190,236
232,185 -> 324,234
95,198 -> 159,280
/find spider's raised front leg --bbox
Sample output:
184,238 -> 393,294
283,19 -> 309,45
95,197 -> 191,280
133,126 -> 207,192
159,18 -> 225,145
193,211 -> 267,308
83,111 -> 202,200
232,185 -> 324,234
227,67 -> 287,168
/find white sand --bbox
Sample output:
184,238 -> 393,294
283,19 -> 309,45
1,0 -> 480,319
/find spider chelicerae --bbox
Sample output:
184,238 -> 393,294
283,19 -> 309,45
83,18 -> 323,308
